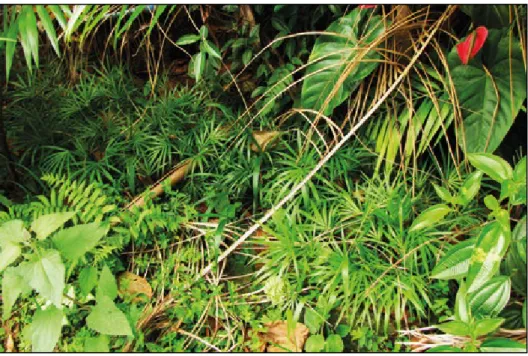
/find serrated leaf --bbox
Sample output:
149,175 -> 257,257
480,338 -> 527,352
467,153 -> 513,183
31,212 -> 75,241
86,295 -> 132,336
52,222 -> 108,261
79,266 -> 98,296
30,306 -> 63,352
467,222 -> 510,293
22,250 -> 65,307
431,238 -> 475,280
96,265 -> 118,301
2,266 -> 31,320
409,204 -> 451,233
469,276 -> 511,317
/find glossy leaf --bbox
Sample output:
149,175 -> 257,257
30,306 -> 63,352
31,212 -> 75,241
431,238 -> 475,280
436,320 -> 469,337
457,171 -> 483,206
466,222 -> 510,293
456,27 -> 488,65
467,153 -> 513,183
474,318 -> 504,337
86,295 -> 132,336
301,8 -> 385,115
52,222 -> 109,261
409,204 -> 450,233
468,276 -> 511,317
480,338 -> 527,352
175,34 -> 200,46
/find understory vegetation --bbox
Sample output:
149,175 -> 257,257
0,4 -> 526,352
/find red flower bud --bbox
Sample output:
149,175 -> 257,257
359,5 -> 377,9
456,26 -> 488,65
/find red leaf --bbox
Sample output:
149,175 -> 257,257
456,26 -> 488,65
359,5 -> 377,9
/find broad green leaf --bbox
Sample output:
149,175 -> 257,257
5,16 -> 18,80
2,266 -> 31,320
484,194 -> 500,211
437,320 -> 470,337
454,281 -> 469,323
431,238 -> 475,280
79,266 -> 99,296
52,222 -> 108,261
194,51 -> 206,82
474,318 -> 504,337
0,242 -> 21,272
23,250 -> 65,307
325,334 -> 344,352
0,219 -> 29,245
31,212 -> 75,240
467,153 -> 513,183
175,33 -> 200,46
305,334 -> 325,352
96,265 -> 118,301
301,8 -> 385,115
451,29 -> 526,153
480,338 -> 527,352
204,40 -> 221,59
84,335 -> 109,352
427,345 -> 463,352
460,5 -> 511,28
469,276 -> 511,317
86,295 -> 132,336
30,306 -> 63,352
304,308 -> 324,334
510,156 -> 527,205
466,222 -> 510,293
457,171 -> 483,206
409,204 -> 451,233
501,219 -> 526,296
48,5 -> 67,30
513,156 -> 527,182
35,6 -> 60,56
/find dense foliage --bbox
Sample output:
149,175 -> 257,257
0,4 -> 526,352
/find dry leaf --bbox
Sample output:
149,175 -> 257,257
250,131 -> 280,152
258,321 -> 309,352
118,272 -> 153,302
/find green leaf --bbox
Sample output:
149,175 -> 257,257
242,49 -> 252,66
52,222 -> 108,261
96,265 -> 118,301
146,5 -> 168,37
523,300 -> 526,328
474,318 -> 504,337
116,5 -> 146,39
426,345 -> 463,352
431,238 -> 475,280
5,17 -> 18,81
199,25 -> 208,38
175,33 -> 200,46
484,194 -> 500,211
325,334 -> 344,352
84,335 -> 109,352
48,5 -> 67,30
22,250 -> 65,307
457,171 -> 483,206
2,266 -> 31,320
460,5 -> 511,29
454,281 -> 470,323
467,153 -> 513,183
451,29 -> 526,153
469,276 -> 511,317
301,8 -> 385,115
30,306 -> 63,352
304,308 -> 323,334
193,51 -> 206,82
0,219 -> 29,245
432,183 -> 453,203
31,212 -> 75,241
204,40 -> 221,59
65,5 -> 88,41
79,266 -> 99,296
436,320 -> 470,337
409,204 -> 451,233
0,242 -> 21,272
19,6 -> 39,69
513,156 -> 526,182
35,6 -> 60,56
480,338 -> 527,352
501,218 -> 526,295
466,222 -> 510,293
86,295 -> 132,336
305,334 -> 325,352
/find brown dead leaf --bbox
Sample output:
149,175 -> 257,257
118,272 -> 153,302
258,321 -> 309,352
250,131 -> 281,152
